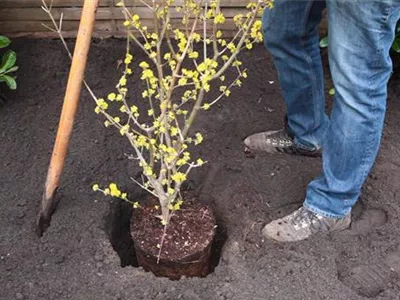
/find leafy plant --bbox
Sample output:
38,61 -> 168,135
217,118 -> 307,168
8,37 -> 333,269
89,0 -> 273,227
319,35 -> 328,49
42,0 -> 272,245
392,21 -> 400,53
0,36 -> 18,90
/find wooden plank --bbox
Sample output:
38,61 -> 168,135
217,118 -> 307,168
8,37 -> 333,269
5,29 -> 240,39
0,18 -> 250,34
0,0 -> 113,8
0,0 -> 268,38
0,20 -> 114,33
0,7 -> 251,21
0,0 -> 256,8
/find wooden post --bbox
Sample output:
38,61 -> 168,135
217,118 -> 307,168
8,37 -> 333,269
37,0 -> 99,236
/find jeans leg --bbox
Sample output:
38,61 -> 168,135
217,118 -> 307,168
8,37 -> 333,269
304,0 -> 400,218
262,0 -> 328,150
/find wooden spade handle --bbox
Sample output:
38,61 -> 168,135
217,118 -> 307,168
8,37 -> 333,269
37,0 -> 99,236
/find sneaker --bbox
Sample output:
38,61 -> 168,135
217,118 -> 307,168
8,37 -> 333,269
244,129 -> 321,157
262,206 -> 351,242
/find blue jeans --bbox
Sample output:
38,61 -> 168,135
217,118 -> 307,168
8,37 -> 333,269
263,0 -> 400,218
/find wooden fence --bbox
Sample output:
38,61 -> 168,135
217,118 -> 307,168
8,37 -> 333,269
0,0 -> 272,38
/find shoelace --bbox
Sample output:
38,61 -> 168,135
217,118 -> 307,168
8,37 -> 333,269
291,208 -> 327,231
266,130 -> 293,146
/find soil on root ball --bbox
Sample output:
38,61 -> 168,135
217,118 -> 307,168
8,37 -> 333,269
130,197 -> 217,280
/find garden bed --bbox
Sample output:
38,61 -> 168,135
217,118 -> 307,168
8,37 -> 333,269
0,38 -> 400,300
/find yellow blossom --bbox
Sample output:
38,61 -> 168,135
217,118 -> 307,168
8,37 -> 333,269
109,183 -> 121,197
171,172 -> 187,184
124,54 -> 133,64
189,51 -> 199,59
119,76 -> 127,86
108,93 -> 116,101
178,77 -> 187,86
164,53 -> 172,60
170,127 -> 179,136
195,133 -> 203,145
119,124 -> 130,135
139,61 -> 150,69
214,13 -> 226,24
202,103 -> 211,110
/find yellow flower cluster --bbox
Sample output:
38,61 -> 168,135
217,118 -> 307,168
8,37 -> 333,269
92,183 -> 127,200
171,172 -> 187,184
197,58 -> 219,92
214,13 -> 226,25
168,199 -> 183,211
251,20 -> 263,43
94,98 -> 108,114
123,14 -> 141,29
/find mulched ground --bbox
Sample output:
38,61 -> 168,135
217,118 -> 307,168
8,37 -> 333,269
1,38 -> 400,300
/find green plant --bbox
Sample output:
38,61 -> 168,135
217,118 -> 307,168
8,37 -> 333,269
89,0 -> 272,227
319,35 -> 328,49
392,21 -> 400,53
0,36 -> 18,90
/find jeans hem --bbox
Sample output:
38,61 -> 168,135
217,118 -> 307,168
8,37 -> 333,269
303,202 -> 350,219
294,139 -> 320,152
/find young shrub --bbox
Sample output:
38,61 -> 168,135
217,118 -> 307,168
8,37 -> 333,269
92,0 -> 273,227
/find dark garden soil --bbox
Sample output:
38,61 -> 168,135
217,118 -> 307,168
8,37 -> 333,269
1,38 -> 400,300
131,198 -> 216,279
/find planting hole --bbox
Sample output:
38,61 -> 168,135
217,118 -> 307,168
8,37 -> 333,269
104,196 -> 227,276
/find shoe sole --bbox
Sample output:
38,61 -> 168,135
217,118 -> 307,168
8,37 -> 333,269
244,145 -> 321,158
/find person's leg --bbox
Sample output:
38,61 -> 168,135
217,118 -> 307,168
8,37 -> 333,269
304,0 -> 400,218
263,0 -> 400,242
244,0 -> 328,155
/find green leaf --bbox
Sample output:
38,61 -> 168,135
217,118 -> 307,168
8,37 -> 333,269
0,50 -> 17,74
392,38 -> 400,53
319,36 -> 328,48
4,66 -> 18,74
328,88 -> 335,96
0,36 -> 11,49
0,75 -> 17,90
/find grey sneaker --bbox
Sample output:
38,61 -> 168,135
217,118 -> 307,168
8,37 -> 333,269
262,206 -> 351,242
244,129 -> 321,157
